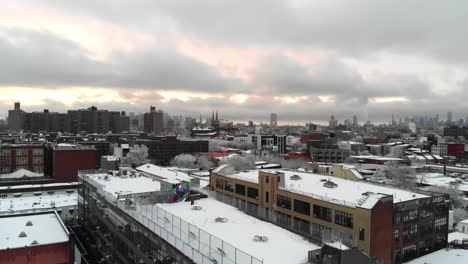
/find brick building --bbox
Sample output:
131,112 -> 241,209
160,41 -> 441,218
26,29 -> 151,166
0,143 -> 44,174
0,211 -> 73,264
53,144 -> 96,183
210,166 -> 449,264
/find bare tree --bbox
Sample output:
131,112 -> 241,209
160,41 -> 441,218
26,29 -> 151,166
121,144 -> 149,167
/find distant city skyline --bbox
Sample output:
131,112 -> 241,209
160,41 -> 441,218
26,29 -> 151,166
1,1 -> 468,124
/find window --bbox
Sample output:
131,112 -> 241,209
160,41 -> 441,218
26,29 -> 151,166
32,149 -> 43,156
15,149 -> 27,156
33,157 -> 43,165
335,210 -> 353,228
265,192 -> 269,203
403,224 -> 418,240
224,181 -> 234,192
277,195 -> 291,210
33,166 -> 43,173
435,217 -> 447,231
1,149 -> 10,156
16,157 -> 28,166
277,211 -> 291,228
394,229 -> 400,241
359,228 -> 365,241
0,194 -> 7,198
47,191 -> 55,195
33,192 -> 42,196
216,179 -> 223,189
235,184 -> 246,196
13,193 -> 22,198
402,244 -> 417,260
265,176 -> 269,183
294,199 -> 310,216
247,187 -> 259,200
403,209 -> 418,222
312,223 -> 331,239
0,157 -> 10,165
293,217 -> 310,235
313,204 -> 331,222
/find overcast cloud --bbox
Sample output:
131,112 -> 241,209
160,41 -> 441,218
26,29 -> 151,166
1,0 -> 468,123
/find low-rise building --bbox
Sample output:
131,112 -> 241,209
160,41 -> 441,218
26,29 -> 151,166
210,166 -> 450,264
0,211 -> 73,264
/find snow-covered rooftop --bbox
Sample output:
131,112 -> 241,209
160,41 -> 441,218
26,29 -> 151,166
0,193 -> 77,214
416,173 -> 468,192
405,249 -> 468,264
448,232 -> 468,242
83,172 -> 161,197
221,169 -> 428,208
136,163 -> 210,188
0,212 -> 69,250
0,169 -> 44,179
350,155 -> 404,161
0,182 -> 80,191
155,198 -> 319,264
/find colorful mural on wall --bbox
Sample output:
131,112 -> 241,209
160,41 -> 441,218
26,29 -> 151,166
172,181 -> 191,203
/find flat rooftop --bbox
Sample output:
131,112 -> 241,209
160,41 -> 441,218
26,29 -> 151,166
136,163 -> 210,188
83,172 -> 161,197
221,169 -> 428,208
0,193 -> 77,214
0,182 -> 80,192
0,212 -> 69,250
155,197 -> 319,264
405,248 -> 468,264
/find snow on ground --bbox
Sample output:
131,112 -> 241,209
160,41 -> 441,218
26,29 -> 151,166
404,249 -> 468,264
157,198 -> 319,264
0,212 -> 69,250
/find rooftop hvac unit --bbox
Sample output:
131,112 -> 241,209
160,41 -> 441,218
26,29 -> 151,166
323,180 -> 338,188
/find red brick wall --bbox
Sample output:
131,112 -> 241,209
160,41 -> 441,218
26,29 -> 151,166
0,242 -> 72,264
300,132 -> 329,144
369,197 -> 394,264
53,149 -> 96,182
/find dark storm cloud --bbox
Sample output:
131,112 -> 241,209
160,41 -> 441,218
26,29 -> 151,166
0,28 -> 247,93
28,0 -> 468,64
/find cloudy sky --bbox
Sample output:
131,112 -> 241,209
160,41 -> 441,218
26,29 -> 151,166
1,0 -> 468,124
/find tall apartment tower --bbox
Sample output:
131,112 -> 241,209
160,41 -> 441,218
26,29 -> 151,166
7,102 -> 25,130
447,112 -> 453,125
144,106 -> 164,136
270,113 -> 278,127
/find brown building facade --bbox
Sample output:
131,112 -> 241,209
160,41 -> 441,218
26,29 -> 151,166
210,167 -> 449,264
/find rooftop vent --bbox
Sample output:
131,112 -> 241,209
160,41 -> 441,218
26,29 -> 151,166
290,175 -> 302,181
215,217 -> 228,223
362,191 -> 374,196
191,205 -> 203,211
323,180 -> 338,188
31,240 -> 38,245
320,179 -> 327,182
253,235 -> 268,242
18,231 -> 27,238
26,221 -> 33,226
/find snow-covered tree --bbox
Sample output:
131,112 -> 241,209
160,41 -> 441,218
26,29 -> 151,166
375,162 -> 416,189
171,154 -> 213,169
220,155 -> 255,171
121,144 -> 149,167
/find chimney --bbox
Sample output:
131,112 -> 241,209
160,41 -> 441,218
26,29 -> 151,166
14,102 -> 20,110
